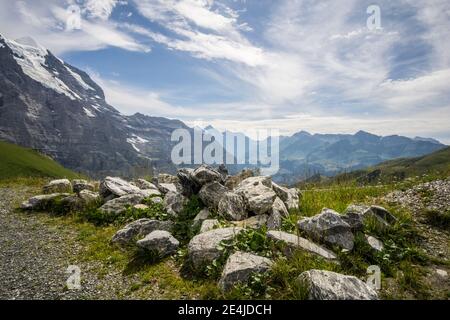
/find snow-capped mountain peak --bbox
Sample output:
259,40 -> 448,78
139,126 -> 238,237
4,37 -> 83,100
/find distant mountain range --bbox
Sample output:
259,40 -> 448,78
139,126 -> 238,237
301,146 -> 450,187
275,130 -> 446,183
0,34 -> 446,182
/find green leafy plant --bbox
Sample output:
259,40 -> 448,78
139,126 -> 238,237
172,195 -> 204,244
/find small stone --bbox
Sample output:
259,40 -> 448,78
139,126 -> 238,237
191,165 -> 224,186
136,231 -> 179,257
365,235 -> 384,252
267,230 -> 337,260
435,269 -> 448,278
200,219 -> 220,233
217,191 -> 247,221
21,193 -> 70,211
99,193 -> 145,215
163,191 -> 188,217
157,183 -> 178,195
71,179 -> 95,193
43,179 -> 72,194
111,219 -> 174,247
188,227 -> 244,270
99,177 -> 142,198
134,179 -> 158,190
192,208 -> 211,229
235,177 -> 277,215
298,269 -> 378,300
298,208 -> 354,250
219,251 -> 273,292
134,204 -> 149,210
199,182 -> 228,211
268,197 -> 288,230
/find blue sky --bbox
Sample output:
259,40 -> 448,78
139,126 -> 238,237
1,0 -> 449,142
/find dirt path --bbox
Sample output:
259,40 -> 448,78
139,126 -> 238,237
0,186 -> 142,300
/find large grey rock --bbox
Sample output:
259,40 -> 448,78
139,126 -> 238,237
236,177 -> 277,215
268,197 -> 288,230
157,183 -> 178,195
154,174 -> 179,185
342,205 -> 370,231
134,179 -> 158,191
99,177 -> 141,198
21,193 -> 70,210
43,179 -> 72,194
192,165 -> 223,186
136,230 -> 179,257
177,168 -> 201,197
163,191 -> 188,217
192,208 -> 211,229
342,205 -> 397,230
224,169 -> 254,190
267,231 -> 337,260
217,192 -> 247,221
370,205 -> 398,225
298,270 -> 378,300
71,179 -> 95,194
49,190 -> 101,212
188,227 -> 243,270
111,219 -> 174,247
199,182 -> 228,211
78,190 -> 101,205
219,251 -> 273,292
298,208 -> 354,250
272,182 -> 300,210
200,219 -> 220,233
238,176 -> 272,188
139,189 -> 162,198
217,164 -> 229,180
99,193 -> 145,215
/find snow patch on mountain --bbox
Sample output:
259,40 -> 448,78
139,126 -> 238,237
127,134 -> 149,152
5,38 -> 80,101
83,107 -> 96,118
65,65 -> 95,91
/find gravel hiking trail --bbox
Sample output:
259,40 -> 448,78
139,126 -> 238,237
0,186 -> 155,300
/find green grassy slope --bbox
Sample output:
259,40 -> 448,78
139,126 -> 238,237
375,146 -> 450,175
0,140 -> 82,180
345,146 -> 449,184
300,146 -> 450,187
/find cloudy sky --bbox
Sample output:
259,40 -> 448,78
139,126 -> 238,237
1,0 -> 449,142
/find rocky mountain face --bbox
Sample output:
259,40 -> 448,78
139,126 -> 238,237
0,34 -> 187,178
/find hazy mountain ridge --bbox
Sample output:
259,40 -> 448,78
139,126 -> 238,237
275,130 -> 446,184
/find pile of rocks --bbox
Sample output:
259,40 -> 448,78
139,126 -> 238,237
20,166 -> 396,299
162,165 -> 300,228
21,179 -> 100,211
384,178 -> 450,219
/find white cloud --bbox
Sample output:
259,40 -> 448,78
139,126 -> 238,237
132,0 -> 264,66
90,71 -> 199,118
0,0 -> 149,54
378,69 -> 450,111
84,0 -> 119,20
